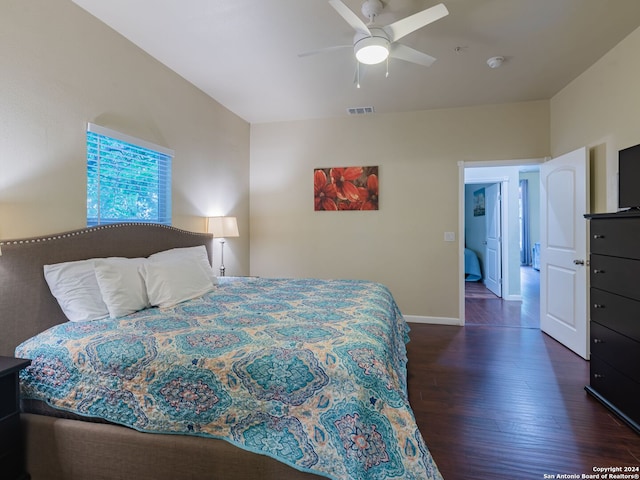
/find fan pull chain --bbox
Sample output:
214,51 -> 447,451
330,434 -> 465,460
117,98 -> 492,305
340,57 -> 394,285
356,62 -> 361,88
386,56 -> 389,78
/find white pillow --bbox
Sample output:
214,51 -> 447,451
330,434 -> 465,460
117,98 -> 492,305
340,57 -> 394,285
148,245 -> 215,268
94,257 -> 150,318
44,259 -> 109,322
148,246 -> 217,285
142,246 -> 216,308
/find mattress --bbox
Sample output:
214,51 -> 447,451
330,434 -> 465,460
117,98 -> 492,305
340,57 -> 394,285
16,277 -> 442,480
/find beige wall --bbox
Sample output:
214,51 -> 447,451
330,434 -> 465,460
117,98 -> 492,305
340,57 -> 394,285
0,0 -> 250,276
250,102 -> 550,320
551,26 -> 640,214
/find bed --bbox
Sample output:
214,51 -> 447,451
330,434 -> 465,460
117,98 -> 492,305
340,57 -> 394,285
0,223 -> 442,480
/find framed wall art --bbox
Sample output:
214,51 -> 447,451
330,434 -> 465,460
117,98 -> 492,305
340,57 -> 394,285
314,166 -> 378,211
473,188 -> 485,216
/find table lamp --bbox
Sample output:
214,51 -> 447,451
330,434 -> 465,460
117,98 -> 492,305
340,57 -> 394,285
207,216 -> 239,276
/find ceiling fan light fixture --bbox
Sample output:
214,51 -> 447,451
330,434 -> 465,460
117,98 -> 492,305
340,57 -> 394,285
354,35 -> 390,65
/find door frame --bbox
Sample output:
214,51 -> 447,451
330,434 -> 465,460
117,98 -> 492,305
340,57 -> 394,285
458,158 -> 545,325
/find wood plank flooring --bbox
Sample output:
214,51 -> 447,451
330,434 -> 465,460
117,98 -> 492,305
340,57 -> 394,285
465,266 -> 540,328
406,306 -> 640,479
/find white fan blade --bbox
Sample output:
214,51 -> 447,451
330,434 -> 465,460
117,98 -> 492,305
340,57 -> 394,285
329,0 -> 371,36
390,43 -> 437,67
298,45 -> 351,58
383,3 -> 448,43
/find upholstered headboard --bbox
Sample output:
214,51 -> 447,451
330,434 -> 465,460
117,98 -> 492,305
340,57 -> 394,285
0,223 -> 213,356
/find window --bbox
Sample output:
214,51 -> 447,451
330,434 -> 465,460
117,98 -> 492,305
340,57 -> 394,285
86,123 -> 173,226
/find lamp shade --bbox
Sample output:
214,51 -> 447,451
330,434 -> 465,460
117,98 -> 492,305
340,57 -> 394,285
207,216 -> 239,238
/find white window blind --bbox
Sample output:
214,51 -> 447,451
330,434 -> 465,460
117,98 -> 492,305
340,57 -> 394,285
86,123 -> 174,226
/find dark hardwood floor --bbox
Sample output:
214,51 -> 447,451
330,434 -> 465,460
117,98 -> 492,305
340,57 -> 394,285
465,266 -> 540,328
407,275 -> 640,479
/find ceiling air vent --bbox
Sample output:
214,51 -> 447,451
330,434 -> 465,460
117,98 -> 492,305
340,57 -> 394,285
347,106 -> 375,115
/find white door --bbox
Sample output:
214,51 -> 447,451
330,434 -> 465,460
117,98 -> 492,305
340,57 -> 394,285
540,147 -> 589,359
484,183 -> 502,297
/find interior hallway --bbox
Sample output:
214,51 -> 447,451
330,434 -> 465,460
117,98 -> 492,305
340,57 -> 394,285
465,266 -> 540,328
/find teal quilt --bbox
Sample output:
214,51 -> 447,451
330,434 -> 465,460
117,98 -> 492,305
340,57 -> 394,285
16,277 -> 442,480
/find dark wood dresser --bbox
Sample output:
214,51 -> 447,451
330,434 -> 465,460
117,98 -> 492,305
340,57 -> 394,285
0,356 -> 31,480
585,212 -> 640,434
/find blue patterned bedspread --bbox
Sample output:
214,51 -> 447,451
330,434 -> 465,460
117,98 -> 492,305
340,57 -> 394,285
16,278 -> 442,480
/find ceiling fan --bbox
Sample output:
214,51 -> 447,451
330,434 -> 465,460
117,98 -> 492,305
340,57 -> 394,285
300,0 -> 449,71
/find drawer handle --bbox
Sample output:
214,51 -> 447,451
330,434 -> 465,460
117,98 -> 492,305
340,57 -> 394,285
593,269 -> 605,274
593,234 -> 606,239
593,338 -> 604,344
593,373 -> 605,379
593,304 -> 605,309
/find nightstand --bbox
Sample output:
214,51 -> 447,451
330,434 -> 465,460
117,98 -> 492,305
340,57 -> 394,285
0,356 -> 31,480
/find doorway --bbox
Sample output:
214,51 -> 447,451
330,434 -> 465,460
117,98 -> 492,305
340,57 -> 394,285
461,162 -> 541,328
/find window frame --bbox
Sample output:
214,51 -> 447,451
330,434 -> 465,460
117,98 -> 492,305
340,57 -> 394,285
86,123 -> 174,227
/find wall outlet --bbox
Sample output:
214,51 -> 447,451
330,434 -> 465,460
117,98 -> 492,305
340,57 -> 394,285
444,232 -> 456,242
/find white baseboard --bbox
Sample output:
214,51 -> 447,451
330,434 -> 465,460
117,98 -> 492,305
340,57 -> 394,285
503,294 -> 522,302
404,315 -> 462,326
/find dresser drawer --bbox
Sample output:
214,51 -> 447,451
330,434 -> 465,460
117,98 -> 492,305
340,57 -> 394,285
590,254 -> 640,301
590,288 -> 640,342
590,217 -> 640,260
591,322 -> 640,383
590,355 -> 640,426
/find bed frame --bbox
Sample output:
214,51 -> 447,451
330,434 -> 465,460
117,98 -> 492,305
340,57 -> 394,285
0,223 -> 322,480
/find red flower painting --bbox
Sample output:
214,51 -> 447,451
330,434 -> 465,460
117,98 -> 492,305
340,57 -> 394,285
314,169 -> 338,211
314,166 -> 378,211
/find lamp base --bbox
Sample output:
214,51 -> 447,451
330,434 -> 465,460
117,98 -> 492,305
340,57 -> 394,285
219,239 -> 226,276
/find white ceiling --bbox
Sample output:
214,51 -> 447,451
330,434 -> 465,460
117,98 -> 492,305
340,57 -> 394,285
71,0 -> 640,124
